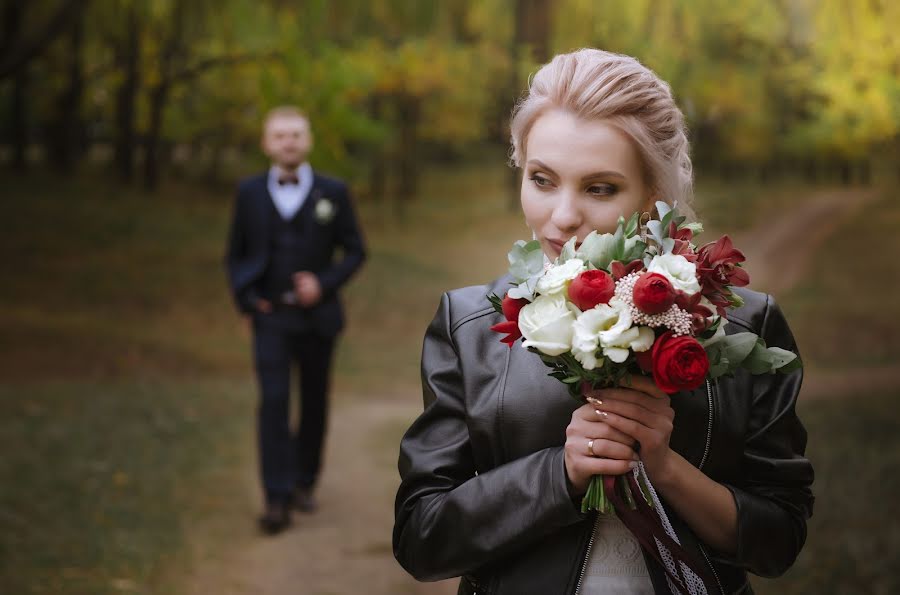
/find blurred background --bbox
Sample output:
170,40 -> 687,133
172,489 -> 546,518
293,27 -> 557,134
1,0 -> 898,593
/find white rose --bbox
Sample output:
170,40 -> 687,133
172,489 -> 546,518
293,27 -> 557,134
647,253 -> 701,295
519,293 -> 577,356
535,258 -> 586,296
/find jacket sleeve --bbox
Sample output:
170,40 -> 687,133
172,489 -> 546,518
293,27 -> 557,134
393,293 -> 584,582
224,186 -> 261,314
719,295 -> 815,577
315,183 -> 366,296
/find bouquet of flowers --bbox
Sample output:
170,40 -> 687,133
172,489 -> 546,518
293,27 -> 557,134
488,202 -> 800,590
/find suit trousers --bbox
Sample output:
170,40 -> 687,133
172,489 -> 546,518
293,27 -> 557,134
252,315 -> 336,503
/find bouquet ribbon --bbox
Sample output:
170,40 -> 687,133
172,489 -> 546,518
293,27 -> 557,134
603,466 -> 714,595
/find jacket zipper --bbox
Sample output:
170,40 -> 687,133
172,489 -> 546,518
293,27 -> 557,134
698,379 -> 725,595
698,380 -> 713,471
573,514 -> 601,595
698,541 -> 725,595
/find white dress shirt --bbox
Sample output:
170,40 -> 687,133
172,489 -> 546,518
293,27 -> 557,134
267,162 -> 314,220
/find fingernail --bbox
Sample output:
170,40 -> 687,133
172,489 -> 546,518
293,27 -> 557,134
597,410 -> 608,418
587,396 -> 603,406
629,461 -> 638,469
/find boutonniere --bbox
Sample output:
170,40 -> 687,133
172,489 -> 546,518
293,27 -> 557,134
314,197 -> 337,224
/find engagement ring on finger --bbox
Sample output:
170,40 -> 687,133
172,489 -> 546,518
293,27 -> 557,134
587,439 -> 596,457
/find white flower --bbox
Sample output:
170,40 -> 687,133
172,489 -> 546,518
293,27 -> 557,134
535,258 -> 586,296
572,298 -> 655,368
647,253 -> 701,295
519,293 -> 578,356
315,198 -> 336,223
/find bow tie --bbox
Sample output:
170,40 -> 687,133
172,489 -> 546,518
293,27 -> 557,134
277,173 -> 299,186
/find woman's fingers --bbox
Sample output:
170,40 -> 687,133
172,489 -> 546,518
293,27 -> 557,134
565,444 -> 637,482
566,410 -> 636,446
566,436 -> 638,461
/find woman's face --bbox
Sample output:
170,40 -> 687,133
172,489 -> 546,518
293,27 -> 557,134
521,109 -> 653,259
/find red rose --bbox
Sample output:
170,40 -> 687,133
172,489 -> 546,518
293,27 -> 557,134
633,273 -> 676,315
568,269 -> 615,311
490,294 -> 529,347
650,331 -> 709,394
501,294 -> 527,322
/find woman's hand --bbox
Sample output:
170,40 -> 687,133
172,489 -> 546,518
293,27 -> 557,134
564,403 -> 640,495
586,375 -> 676,483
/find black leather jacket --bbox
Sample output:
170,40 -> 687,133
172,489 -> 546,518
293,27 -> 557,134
394,277 -> 814,595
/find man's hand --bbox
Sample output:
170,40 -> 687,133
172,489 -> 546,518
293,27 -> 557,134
292,271 -> 322,307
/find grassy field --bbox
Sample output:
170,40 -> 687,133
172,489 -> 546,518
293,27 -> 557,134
1,164 -> 898,593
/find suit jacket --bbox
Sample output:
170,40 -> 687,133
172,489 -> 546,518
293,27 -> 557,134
225,171 -> 366,336
393,280 -> 814,595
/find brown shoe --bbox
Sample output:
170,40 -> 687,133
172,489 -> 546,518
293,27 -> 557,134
258,501 -> 291,534
293,487 -> 318,513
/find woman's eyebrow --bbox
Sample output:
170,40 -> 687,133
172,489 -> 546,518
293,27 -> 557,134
527,159 -> 625,181
581,171 -> 626,182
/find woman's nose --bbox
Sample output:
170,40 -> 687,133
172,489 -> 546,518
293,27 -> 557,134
550,191 -> 582,232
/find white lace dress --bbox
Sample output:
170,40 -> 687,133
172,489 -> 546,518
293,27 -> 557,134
582,512 -> 655,594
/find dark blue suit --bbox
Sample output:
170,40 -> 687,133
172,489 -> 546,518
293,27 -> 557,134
226,171 -> 366,504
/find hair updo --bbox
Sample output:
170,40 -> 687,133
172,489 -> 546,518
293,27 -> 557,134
510,49 -> 694,218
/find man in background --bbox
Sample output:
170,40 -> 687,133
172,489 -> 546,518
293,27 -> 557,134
225,106 -> 366,534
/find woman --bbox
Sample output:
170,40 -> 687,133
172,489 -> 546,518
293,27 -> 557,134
393,49 -> 814,595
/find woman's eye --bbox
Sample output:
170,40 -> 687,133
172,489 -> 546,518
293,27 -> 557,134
587,183 -> 617,196
529,174 -> 552,188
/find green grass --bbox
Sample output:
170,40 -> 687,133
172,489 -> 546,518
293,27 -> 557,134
0,379 -> 251,594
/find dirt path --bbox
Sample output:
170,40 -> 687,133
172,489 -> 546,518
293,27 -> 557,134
735,187 -> 880,297
185,398 -> 458,595
182,186 -> 895,594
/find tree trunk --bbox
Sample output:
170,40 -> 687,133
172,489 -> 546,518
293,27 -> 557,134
143,82 -> 169,191
396,94 -> 420,204
113,4 -> 140,182
11,64 -> 28,171
46,10 -> 85,172
367,95 -> 387,203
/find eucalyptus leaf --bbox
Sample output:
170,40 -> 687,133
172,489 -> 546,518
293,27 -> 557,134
661,238 -> 675,254
766,347 -> 798,369
683,221 -> 704,235
577,231 -> 617,270
647,220 -> 664,245
721,332 -> 758,365
744,341 -> 777,374
655,201 -> 671,221
508,239 -> 545,282
622,238 -> 647,263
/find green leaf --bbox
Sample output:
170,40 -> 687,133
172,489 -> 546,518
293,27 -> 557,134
562,375 -> 582,384
766,347 -> 798,369
508,240 -> 544,282
624,212 -> 640,238
577,231 -> 618,270
721,332 -> 758,364
655,200 -> 672,221
559,236 -> 578,263
744,340 -> 777,374
487,292 -> 504,314
683,221 -> 704,235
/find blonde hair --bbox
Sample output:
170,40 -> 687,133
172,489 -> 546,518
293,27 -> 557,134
510,49 -> 694,218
